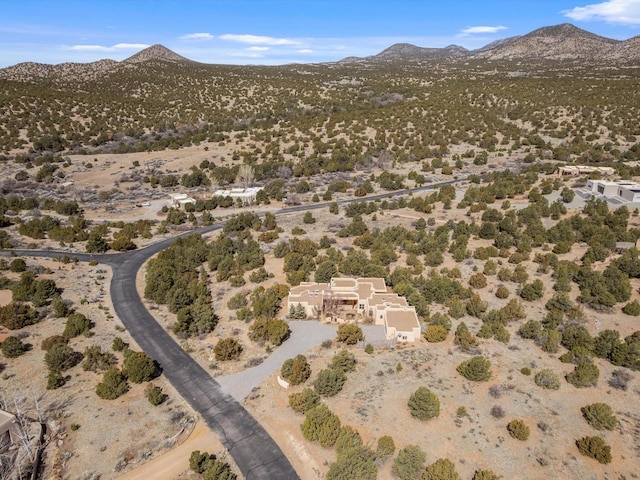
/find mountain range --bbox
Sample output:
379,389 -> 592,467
0,23 -> 638,82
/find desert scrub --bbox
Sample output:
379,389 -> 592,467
575,436 -> 612,464
408,387 -> 440,420
472,470 -> 500,480
507,419 -> 530,441
534,369 -> 561,390
424,324 -> 448,342
566,361 -> 599,388
457,356 -> 492,382
581,403 -> 618,431
423,458 -> 460,480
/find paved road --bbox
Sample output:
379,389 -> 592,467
1,177 -> 466,478
3,233 -> 300,480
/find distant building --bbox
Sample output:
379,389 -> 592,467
586,179 -> 640,203
213,187 -> 263,205
558,165 -> 615,176
287,277 -> 422,342
167,193 -> 196,208
0,409 -> 19,445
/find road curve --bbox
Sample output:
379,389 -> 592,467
3,226 -> 300,480
1,177 -> 468,478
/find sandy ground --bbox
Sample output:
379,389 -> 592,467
118,422 -> 227,480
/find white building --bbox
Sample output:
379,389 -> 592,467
213,187 -> 263,205
167,193 -> 196,207
586,180 -> 640,203
558,165 -> 615,176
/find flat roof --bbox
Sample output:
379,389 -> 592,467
386,309 -> 420,331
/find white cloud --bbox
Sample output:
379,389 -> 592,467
68,43 -> 149,52
180,32 -> 214,40
248,46 -> 269,51
460,25 -> 508,35
563,0 -> 640,24
297,49 -> 314,53
219,34 -> 299,46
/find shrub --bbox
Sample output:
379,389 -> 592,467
622,301 -> 640,316
608,369 -> 632,390
457,356 -> 492,382
490,405 -> 505,419
472,470 -> 500,480
9,258 -> 27,272
188,450 -> 237,479
335,425 -> 363,454
454,322 -> 479,351
534,369 -> 561,390
520,367 -> 531,376
248,317 -> 289,346
44,343 -> 82,371
469,273 -> 487,289
145,383 -> 166,406
123,350 -> 159,383
301,404 -> 341,447
62,313 -> 93,340
326,445 -> 376,480
408,387 -> 440,420
495,286 -> 510,299
507,419 -> 530,441
364,343 -> 374,354
0,302 -> 39,330
214,338 -> 242,361
95,367 -> 129,400
566,362 -> 599,388
581,403 -> 618,431
227,293 -> 248,310
41,335 -> 67,351
423,458 -> 460,480
424,324 -> 448,343
376,435 -> 396,459
112,336 -> 128,351
314,368 -> 346,397
1,336 -> 30,358
81,345 -> 116,372
336,324 -> 364,344
330,350 -> 356,374
392,445 -> 426,480
575,436 -> 612,464
281,355 -> 311,386
288,388 -> 320,413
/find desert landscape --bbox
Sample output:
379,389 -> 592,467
1,17 -> 640,480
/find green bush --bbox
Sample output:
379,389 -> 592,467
534,369 -> 561,390
575,436 -> 612,464
424,324 -> 448,342
408,387 -> 440,420
336,324 -> 364,344
301,404 -> 341,447
81,345 -> 116,372
326,445 -> 376,480
0,302 -> 39,330
457,356 -> 492,382
520,367 -> 531,376
123,350 -> 159,383
581,403 -> 618,431
454,322 -> 479,351
145,383 -> 166,406
214,337 -> 242,361
622,301 -> 640,316
566,362 -> 599,388
1,336 -> 30,358
314,368 -> 346,397
9,258 -> 27,272
376,435 -> 396,459
392,445 -> 426,480
364,343 -> 374,354
330,350 -> 356,374
472,470 -> 500,480
423,458 -> 460,480
495,286 -> 510,299
62,313 -> 93,340
288,388 -> 320,413
112,336 -> 128,351
281,355 -> 311,385
248,317 -> 289,346
41,335 -> 67,351
507,419 -> 530,441
44,343 -> 82,371
95,367 -> 129,400
227,293 -> 248,310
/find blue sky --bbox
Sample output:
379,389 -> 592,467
1,0 -> 639,67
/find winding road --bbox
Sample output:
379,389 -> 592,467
2,177 -> 467,478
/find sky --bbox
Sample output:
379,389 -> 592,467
1,0 -> 640,67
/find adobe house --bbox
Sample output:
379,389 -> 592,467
287,277 -> 422,342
